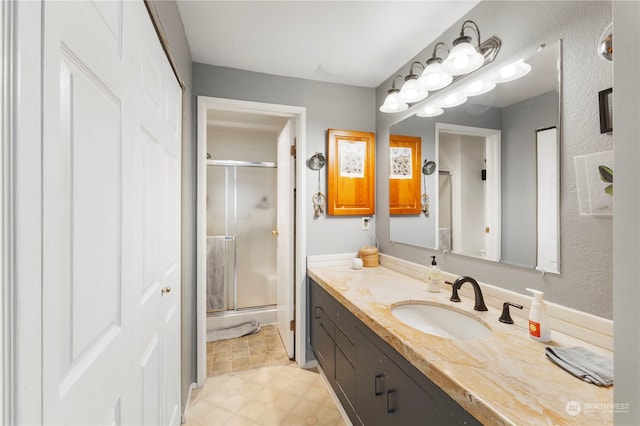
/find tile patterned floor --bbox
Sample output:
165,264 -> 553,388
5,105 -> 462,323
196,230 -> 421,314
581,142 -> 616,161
187,324 -> 346,425
206,325 -> 294,377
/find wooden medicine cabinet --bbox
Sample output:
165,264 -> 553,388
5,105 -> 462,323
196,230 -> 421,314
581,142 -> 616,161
327,129 -> 375,216
389,134 -> 421,215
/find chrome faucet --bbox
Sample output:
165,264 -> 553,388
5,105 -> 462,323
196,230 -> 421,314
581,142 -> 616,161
450,276 -> 488,311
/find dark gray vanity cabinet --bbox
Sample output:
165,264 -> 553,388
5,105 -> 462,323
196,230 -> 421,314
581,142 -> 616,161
309,279 -> 361,423
309,278 -> 481,426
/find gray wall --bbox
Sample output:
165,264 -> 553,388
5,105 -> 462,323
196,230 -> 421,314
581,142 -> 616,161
613,1 -> 640,424
150,0 -> 195,412
192,63 -> 377,255
501,90 -> 559,267
376,1 -> 613,319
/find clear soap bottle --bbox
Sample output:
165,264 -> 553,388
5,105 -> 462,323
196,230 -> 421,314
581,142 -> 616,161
427,255 -> 442,293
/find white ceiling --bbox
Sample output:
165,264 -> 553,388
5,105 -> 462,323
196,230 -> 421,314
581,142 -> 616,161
176,0 -> 481,88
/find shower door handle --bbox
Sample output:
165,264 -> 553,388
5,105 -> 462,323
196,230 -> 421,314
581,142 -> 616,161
272,230 -> 279,236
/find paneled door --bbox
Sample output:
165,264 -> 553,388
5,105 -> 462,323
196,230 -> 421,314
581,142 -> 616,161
41,1 -> 182,424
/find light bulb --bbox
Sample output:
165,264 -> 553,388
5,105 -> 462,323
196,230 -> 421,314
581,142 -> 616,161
454,55 -> 470,70
442,93 -> 467,108
493,60 -> 531,83
500,64 -> 516,79
464,79 -> 496,97
418,60 -> 453,91
416,106 -> 444,118
399,77 -> 428,103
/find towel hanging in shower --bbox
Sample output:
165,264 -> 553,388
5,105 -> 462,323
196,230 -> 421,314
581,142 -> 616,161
206,236 -> 226,311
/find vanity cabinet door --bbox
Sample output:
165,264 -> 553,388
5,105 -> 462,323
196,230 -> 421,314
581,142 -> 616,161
310,280 -> 361,424
355,327 -> 444,426
334,327 -> 358,417
310,286 -> 336,377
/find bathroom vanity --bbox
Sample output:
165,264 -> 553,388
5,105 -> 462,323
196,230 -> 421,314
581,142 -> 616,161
310,278 -> 480,425
307,255 -> 613,425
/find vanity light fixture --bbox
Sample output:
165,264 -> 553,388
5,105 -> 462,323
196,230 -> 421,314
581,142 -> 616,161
418,42 -> 453,91
492,59 -> 532,83
442,20 -> 486,75
379,18 -> 501,114
416,105 -> 444,118
399,62 -> 429,103
441,92 -> 468,108
462,79 -> 496,97
380,75 -> 409,113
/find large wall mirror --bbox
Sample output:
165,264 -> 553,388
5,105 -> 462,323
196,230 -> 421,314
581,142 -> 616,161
389,40 -> 561,272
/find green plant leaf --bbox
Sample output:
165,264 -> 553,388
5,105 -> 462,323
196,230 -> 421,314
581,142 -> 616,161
605,184 -> 613,196
599,165 -> 613,183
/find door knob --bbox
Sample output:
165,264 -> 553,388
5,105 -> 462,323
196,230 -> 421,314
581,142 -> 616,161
161,287 -> 172,295
272,230 -> 279,236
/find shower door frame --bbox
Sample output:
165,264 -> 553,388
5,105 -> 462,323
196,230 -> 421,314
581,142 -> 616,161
207,159 -> 279,314
196,96 -> 307,387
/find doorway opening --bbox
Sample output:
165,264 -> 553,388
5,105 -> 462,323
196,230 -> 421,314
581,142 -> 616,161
196,97 -> 307,387
435,123 -> 501,261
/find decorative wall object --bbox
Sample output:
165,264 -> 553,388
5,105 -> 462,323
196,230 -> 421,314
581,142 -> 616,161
389,135 -> 422,215
599,88 -> 613,133
575,150 -> 613,216
327,129 -> 375,215
307,152 -> 326,218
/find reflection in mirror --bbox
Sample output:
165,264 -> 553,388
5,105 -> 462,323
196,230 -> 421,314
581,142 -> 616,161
389,40 -> 561,271
436,123 -> 501,261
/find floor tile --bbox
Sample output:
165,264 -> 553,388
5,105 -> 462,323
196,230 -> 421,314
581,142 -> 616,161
187,326 -> 345,425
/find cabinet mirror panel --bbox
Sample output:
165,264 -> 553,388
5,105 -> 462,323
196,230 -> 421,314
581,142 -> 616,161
389,41 -> 561,271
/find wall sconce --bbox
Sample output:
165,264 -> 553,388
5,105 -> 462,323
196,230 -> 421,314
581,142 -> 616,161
380,75 -> 409,113
399,62 -> 428,103
380,18 -> 501,114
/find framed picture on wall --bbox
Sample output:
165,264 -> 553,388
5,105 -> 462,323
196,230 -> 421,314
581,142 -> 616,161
599,87 -> 612,134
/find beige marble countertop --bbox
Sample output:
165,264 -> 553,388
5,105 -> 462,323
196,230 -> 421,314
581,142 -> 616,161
307,263 -> 613,425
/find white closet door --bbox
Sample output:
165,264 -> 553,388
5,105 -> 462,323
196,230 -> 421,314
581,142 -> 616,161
134,3 -> 183,423
41,1 -> 181,424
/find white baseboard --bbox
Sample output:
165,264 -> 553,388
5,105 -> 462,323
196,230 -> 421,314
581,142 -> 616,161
181,382 -> 198,425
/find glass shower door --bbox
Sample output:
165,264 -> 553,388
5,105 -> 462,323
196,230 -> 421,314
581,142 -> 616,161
206,162 -> 277,313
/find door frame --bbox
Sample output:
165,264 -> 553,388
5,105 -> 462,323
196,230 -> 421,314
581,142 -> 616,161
196,96 -> 307,386
435,123 -> 501,261
4,1 -> 44,424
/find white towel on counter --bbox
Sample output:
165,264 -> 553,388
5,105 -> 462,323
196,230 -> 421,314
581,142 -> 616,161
545,346 -> 613,386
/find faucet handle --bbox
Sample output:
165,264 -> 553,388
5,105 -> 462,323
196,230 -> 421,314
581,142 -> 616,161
499,302 -> 523,324
449,283 -> 461,302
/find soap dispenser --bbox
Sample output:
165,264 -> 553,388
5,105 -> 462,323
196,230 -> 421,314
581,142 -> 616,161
525,288 -> 551,342
427,256 -> 442,293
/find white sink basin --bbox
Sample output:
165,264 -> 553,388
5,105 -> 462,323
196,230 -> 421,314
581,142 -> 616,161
390,302 -> 491,340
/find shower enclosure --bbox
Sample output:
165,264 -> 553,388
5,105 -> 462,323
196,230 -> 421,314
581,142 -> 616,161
206,160 -> 278,329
